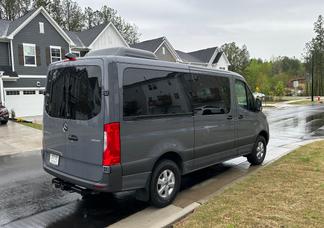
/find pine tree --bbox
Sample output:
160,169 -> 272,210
304,15 -> 324,95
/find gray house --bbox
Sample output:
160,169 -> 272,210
131,37 -> 182,62
132,37 -> 230,71
176,47 -> 231,71
0,7 -> 128,117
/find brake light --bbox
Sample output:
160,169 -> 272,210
103,122 -> 121,166
64,53 -> 77,61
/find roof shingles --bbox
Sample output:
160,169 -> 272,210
6,8 -> 38,35
75,23 -> 108,47
130,37 -> 164,52
187,47 -> 218,63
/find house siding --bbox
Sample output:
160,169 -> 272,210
212,54 -> 229,71
155,44 -> 177,62
12,13 -> 70,76
0,42 -> 10,66
4,78 -> 46,88
90,25 -> 127,51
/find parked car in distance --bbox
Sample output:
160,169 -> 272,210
42,47 -> 269,208
0,103 -> 9,124
253,92 -> 265,99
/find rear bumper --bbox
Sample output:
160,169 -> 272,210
43,161 -> 122,193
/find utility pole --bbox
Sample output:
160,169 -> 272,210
311,52 -> 315,102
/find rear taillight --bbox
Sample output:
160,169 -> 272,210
103,122 -> 121,166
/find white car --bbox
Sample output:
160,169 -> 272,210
253,92 -> 265,99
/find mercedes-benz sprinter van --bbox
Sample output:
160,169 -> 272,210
42,47 -> 269,208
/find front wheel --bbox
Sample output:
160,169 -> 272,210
1,120 -> 8,125
150,160 -> 181,208
247,136 -> 267,165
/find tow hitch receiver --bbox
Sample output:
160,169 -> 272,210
52,178 -> 93,196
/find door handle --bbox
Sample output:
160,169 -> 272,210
68,135 -> 78,141
238,114 -> 244,119
227,115 -> 233,120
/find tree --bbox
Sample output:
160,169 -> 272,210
60,0 -> 83,31
0,0 -> 31,20
49,0 -> 64,28
32,0 -> 51,11
31,1 -> 140,44
304,15 -> 324,95
98,5 -> 140,44
274,81 -> 285,97
221,42 -> 250,74
83,7 -> 101,29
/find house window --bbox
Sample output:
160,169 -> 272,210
50,46 -> 61,62
39,90 -> 45,95
72,51 -> 80,57
219,67 -> 226,70
39,22 -> 44,34
23,90 -> 36,95
6,90 -> 20,95
23,43 -> 36,66
162,47 -> 166,55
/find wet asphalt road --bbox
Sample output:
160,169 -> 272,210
1,104 -> 324,228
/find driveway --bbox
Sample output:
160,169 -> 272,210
0,121 -> 42,156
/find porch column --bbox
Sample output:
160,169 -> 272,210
0,71 -> 4,105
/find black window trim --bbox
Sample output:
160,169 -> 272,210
235,79 -> 256,112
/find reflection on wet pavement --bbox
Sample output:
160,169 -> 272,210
2,104 -> 324,228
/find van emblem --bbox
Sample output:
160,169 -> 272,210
63,122 -> 68,132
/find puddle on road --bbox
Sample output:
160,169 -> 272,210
270,111 -> 324,138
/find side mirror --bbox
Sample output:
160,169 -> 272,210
255,98 -> 262,112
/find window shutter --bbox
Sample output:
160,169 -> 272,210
61,49 -> 66,59
46,47 -> 51,65
36,46 -> 41,66
18,44 -> 24,65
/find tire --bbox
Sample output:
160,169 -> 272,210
1,120 -> 8,125
150,159 -> 181,208
247,136 -> 267,165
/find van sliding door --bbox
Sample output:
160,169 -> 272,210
190,70 -> 236,169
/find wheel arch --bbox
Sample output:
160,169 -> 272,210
258,130 -> 269,144
152,151 -> 184,174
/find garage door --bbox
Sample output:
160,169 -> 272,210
4,89 -> 45,117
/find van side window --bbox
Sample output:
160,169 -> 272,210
191,74 -> 231,115
123,68 -> 192,119
235,80 -> 255,111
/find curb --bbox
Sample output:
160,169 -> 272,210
156,202 -> 201,228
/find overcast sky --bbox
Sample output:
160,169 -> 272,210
77,0 -> 324,60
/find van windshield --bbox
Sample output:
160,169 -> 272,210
45,65 -> 102,120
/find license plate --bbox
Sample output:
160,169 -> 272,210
49,153 -> 60,166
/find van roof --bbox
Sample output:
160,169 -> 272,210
52,47 -> 244,80
86,47 -> 158,60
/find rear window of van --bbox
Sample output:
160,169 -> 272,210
45,66 -> 101,120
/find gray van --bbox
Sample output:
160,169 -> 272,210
42,47 -> 269,208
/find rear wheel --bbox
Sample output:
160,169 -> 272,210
247,136 -> 266,165
1,120 -> 8,125
150,160 -> 180,208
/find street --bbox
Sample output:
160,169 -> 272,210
1,104 -> 324,228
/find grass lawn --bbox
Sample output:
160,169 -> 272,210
18,121 -> 43,130
175,141 -> 324,228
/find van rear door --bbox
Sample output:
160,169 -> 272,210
44,59 -> 104,182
